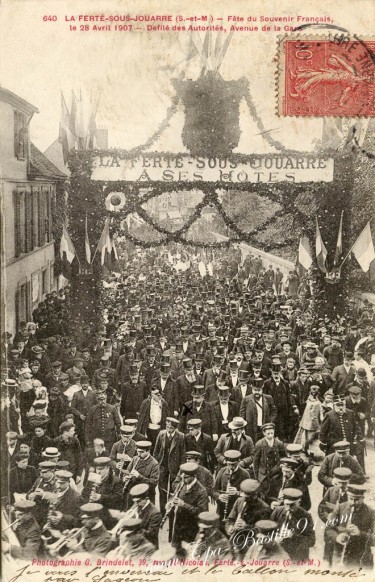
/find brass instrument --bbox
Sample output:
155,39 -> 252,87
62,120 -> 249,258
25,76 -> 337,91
44,527 -> 86,557
160,475 -> 185,527
122,456 -> 140,493
109,503 -> 139,540
42,494 -> 59,535
88,472 -> 102,502
339,506 -> 354,566
2,519 -> 20,533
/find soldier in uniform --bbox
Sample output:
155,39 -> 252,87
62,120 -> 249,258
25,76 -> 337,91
2,500 -> 42,560
212,450 -> 250,529
271,488 -> 315,561
325,484 -> 375,569
225,479 -> 272,559
183,511 -> 232,561
85,390 -> 121,452
253,423 -> 286,483
122,440 -> 159,504
319,395 -> 365,456
318,440 -> 365,491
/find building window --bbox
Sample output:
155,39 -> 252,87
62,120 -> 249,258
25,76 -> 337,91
42,269 -> 48,295
14,186 -> 52,258
15,281 -> 31,328
14,111 -> 28,160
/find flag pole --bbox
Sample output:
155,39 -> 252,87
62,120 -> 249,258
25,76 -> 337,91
91,218 -> 108,263
339,219 -> 372,269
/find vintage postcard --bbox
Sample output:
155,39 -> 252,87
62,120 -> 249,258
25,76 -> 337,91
1,1 -> 374,582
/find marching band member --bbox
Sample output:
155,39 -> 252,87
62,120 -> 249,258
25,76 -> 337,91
123,441 -> 159,505
81,457 -> 122,530
129,483 -> 162,549
212,450 -> 250,530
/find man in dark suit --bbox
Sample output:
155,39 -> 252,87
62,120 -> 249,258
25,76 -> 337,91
318,467 -> 352,524
179,385 -> 218,440
214,417 -> 254,471
232,368 -> 253,408
120,364 -> 148,420
320,395 -> 365,456
175,359 -> 198,412
212,450 -> 250,529
261,457 -> 311,510
70,376 -> 97,446
184,418 -> 215,472
170,462 -> 209,552
151,362 -> 177,414
290,367 -> 311,412
3,500 -> 42,560
129,483 -> 162,549
81,457 -> 123,530
213,386 -> 239,436
271,488 -> 315,561
331,351 -> 356,395
154,417 -> 185,516
44,470 -> 82,531
240,378 -> 277,443
263,364 -> 298,441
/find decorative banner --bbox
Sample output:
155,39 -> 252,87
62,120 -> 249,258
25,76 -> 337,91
91,153 -> 334,184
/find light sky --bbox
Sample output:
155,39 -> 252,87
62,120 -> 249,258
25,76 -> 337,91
1,0 -> 373,153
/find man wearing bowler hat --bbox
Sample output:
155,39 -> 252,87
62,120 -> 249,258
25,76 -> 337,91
154,417 -> 185,516
325,484 -> 375,568
2,500 -> 41,559
214,417 -> 254,471
179,384 -> 218,440
240,378 -> 277,443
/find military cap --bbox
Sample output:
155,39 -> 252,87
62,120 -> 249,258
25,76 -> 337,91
94,456 -> 111,466
124,418 -> 138,426
185,450 -> 202,458
333,467 -> 352,480
333,440 -> 351,451
166,416 -> 179,425
33,402 -> 46,410
240,479 -> 260,494
347,484 -> 366,496
56,461 -> 70,470
286,444 -> 303,455
283,488 -> 303,500
180,462 -> 199,474
130,483 -> 150,499
280,457 -> 299,467
333,395 -> 345,404
39,461 -> 56,469
262,422 -> 275,432
120,425 -> 134,434
348,385 -> 362,394
255,520 -> 279,533
55,470 -> 73,480
224,450 -> 242,461
52,361 -> 62,368
356,368 -> 367,379
42,447 -> 60,458
136,440 -> 152,450
14,500 -> 36,512
80,503 -> 103,517
198,512 -> 220,528
218,386 -> 230,395
187,418 -> 202,427
116,518 -> 142,530
228,417 -> 247,430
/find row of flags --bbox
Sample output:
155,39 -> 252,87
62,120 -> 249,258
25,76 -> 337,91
59,217 -> 118,278
59,90 -> 101,164
298,217 -> 375,276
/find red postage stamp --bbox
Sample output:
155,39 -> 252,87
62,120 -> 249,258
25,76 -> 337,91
278,35 -> 375,116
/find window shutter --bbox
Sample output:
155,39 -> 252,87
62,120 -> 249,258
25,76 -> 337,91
32,188 -> 39,249
15,288 -> 20,329
38,190 -> 43,246
25,191 -> 32,252
13,191 -> 21,257
26,280 -> 32,321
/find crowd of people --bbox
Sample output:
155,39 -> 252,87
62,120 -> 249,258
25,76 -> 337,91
1,245 -> 375,568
